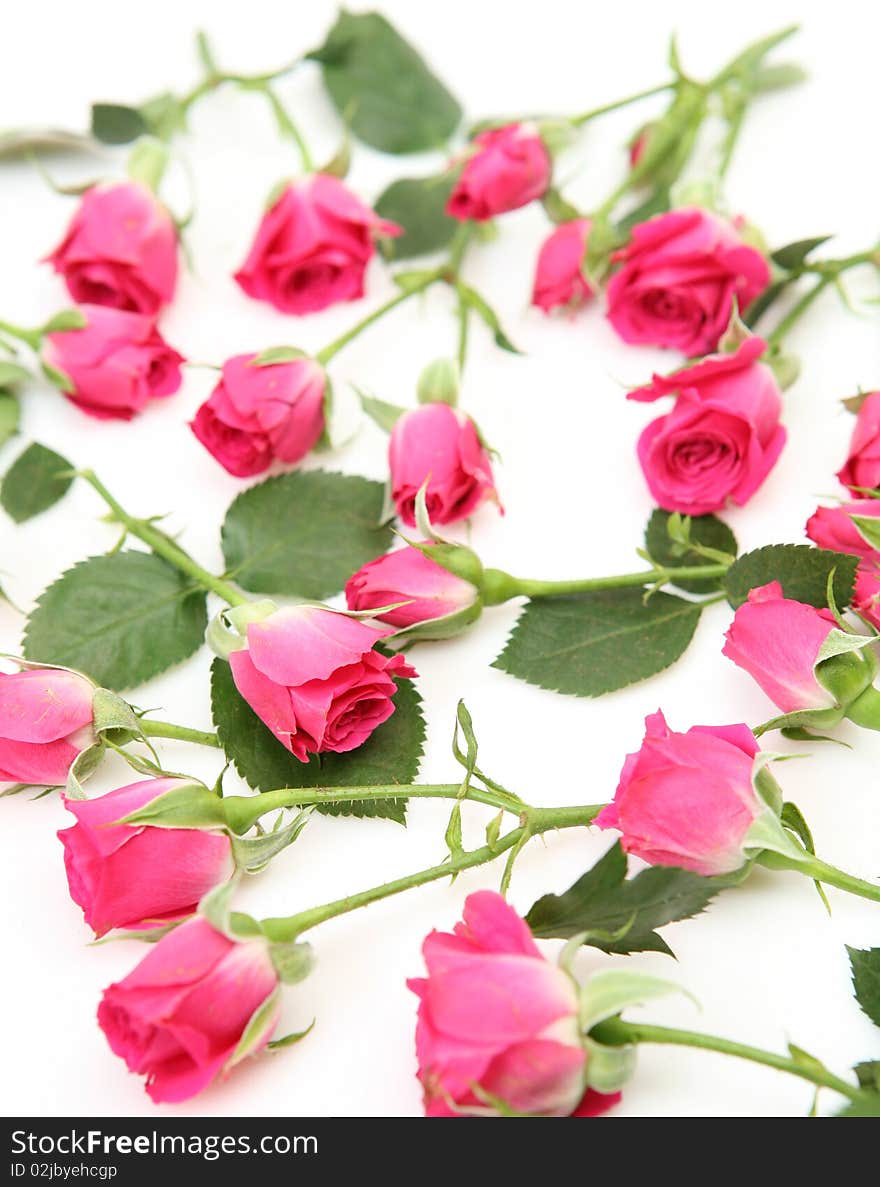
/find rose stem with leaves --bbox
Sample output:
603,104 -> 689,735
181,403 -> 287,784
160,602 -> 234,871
479,561 -> 730,604
591,1018 -> 867,1105
763,245 -> 880,347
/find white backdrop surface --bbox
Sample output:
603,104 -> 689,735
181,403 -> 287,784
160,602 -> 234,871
1,0 -> 879,1118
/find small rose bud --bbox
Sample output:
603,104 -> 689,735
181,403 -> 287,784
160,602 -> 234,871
806,501 -> 880,559
607,208 -> 770,355
191,353 -> 326,477
595,710 -> 768,876
446,124 -> 552,222
235,174 -> 401,315
408,891 -> 620,1117
98,916 -> 281,1102
0,665 -> 95,786
345,544 -> 481,640
531,219 -> 593,314
44,304 -> 184,420
722,581 -> 874,716
43,181 -> 178,315
58,777 -> 234,937
220,604 -> 417,762
389,404 -> 500,527
837,391 -> 880,495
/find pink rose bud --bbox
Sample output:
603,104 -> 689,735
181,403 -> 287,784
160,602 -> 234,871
345,544 -> 480,631
722,582 -> 840,713
594,710 -> 765,876
629,337 -> 785,515
0,666 -> 95,786
235,173 -> 401,315
58,777 -> 234,937
854,561 -> 880,631
446,124 -> 552,222
98,916 -> 280,1102
408,890 -> 620,1118
191,353 -> 326,478
229,606 -> 417,762
45,304 -> 183,420
837,392 -> 880,494
531,219 -> 593,314
389,404 -> 499,527
607,208 -> 770,354
806,501 -> 880,559
43,181 -> 178,315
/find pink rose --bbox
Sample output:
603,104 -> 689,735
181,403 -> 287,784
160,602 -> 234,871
58,778 -> 234,937
606,208 -> 770,354
0,666 -> 94,786
629,337 -> 785,515
532,219 -> 593,314
45,304 -> 183,420
234,173 -> 401,315
191,353 -> 326,477
837,392 -> 880,494
806,501 -> 880,559
594,710 -> 763,876
345,544 -> 479,628
722,582 -> 838,713
446,124 -> 552,222
408,891 -> 620,1118
98,916 -> 280,1102
228,606 -> 416,762
389,404 -> 499,527
44,181 -> 178,315
854,562 -> 880,630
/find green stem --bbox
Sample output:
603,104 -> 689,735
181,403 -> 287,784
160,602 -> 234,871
448,224 -> 474,372
259,83 -> 314,171
765,276 -> 833,348
315,271 -> 442,365
140,720 -> 222,748
222,782 -> 528,835
177,38 -> 302,119
259,804 -> 602,940
591,1018 -> 864,1103
758,850 -> 880,903
78,470 -> 249,606
767,249 -> 880,348
480,563 -> 729,605
571,81 -> 676,127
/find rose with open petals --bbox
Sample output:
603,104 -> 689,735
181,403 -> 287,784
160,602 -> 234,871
59,778 -> 234,937
837,392 -> 880,494
98,916 -> 280,1102
595,711 -> 764,876
408,891 -> 620,1118
629,337 -> 785,515
446,124 -> 551,222
45,305 -> 183,420
228,606 -> 416,762
191,353 -> 326,477
532,219 -> 593,314
44,181 -> 178,315
389,404 -> 499,527
235,174 -> 400,315
0,666 -> 94,786
607,208 -> 770,354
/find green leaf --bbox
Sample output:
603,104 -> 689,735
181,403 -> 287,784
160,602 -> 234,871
221,471 -> 393,599
847,946 -> 880,1029
526,842 -> 739,956
724,545 -> 859,610
210,658 -> 425,823
855,1061 -> 880,1092
837,1095 -> 880,1117
1,442 -> 73,523
90,103 -> 148,145
493,588 -> 702,697
307,10 -> 462,154
771,235 -> 832,271
24,551 -> 207,690
456,283 -> 522,354
357,389 -> 407,433
0,390 -> 20,450
644,509 -> 737,592
374,173 -> 458,259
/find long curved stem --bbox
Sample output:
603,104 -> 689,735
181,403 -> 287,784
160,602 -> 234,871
259,804 -> 602,941
758,850 -> 880,903
591,1018 -> 865,1103
78,470 -> 248,607
571,82 -> 675,127
315,272 -> 443,366
140,720 -> 222,749
481,563 -> 729,605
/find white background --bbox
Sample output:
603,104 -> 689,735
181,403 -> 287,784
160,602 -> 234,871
2,0 -> 879,1118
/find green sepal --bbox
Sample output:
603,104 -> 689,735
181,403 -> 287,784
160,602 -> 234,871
206,599 -> 278,660
231,809 -> 312,873
65,743 -> 106,800
386,598 -> 483,646
417,357 -> 459,407
268,1019 -> 316,1050
125,136 -> 169,193
270,941 -> 314,985
356,387 -> 407,433
250,345 -> 309,367
226,987 -> 282,1070
117,779 -> 226,830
